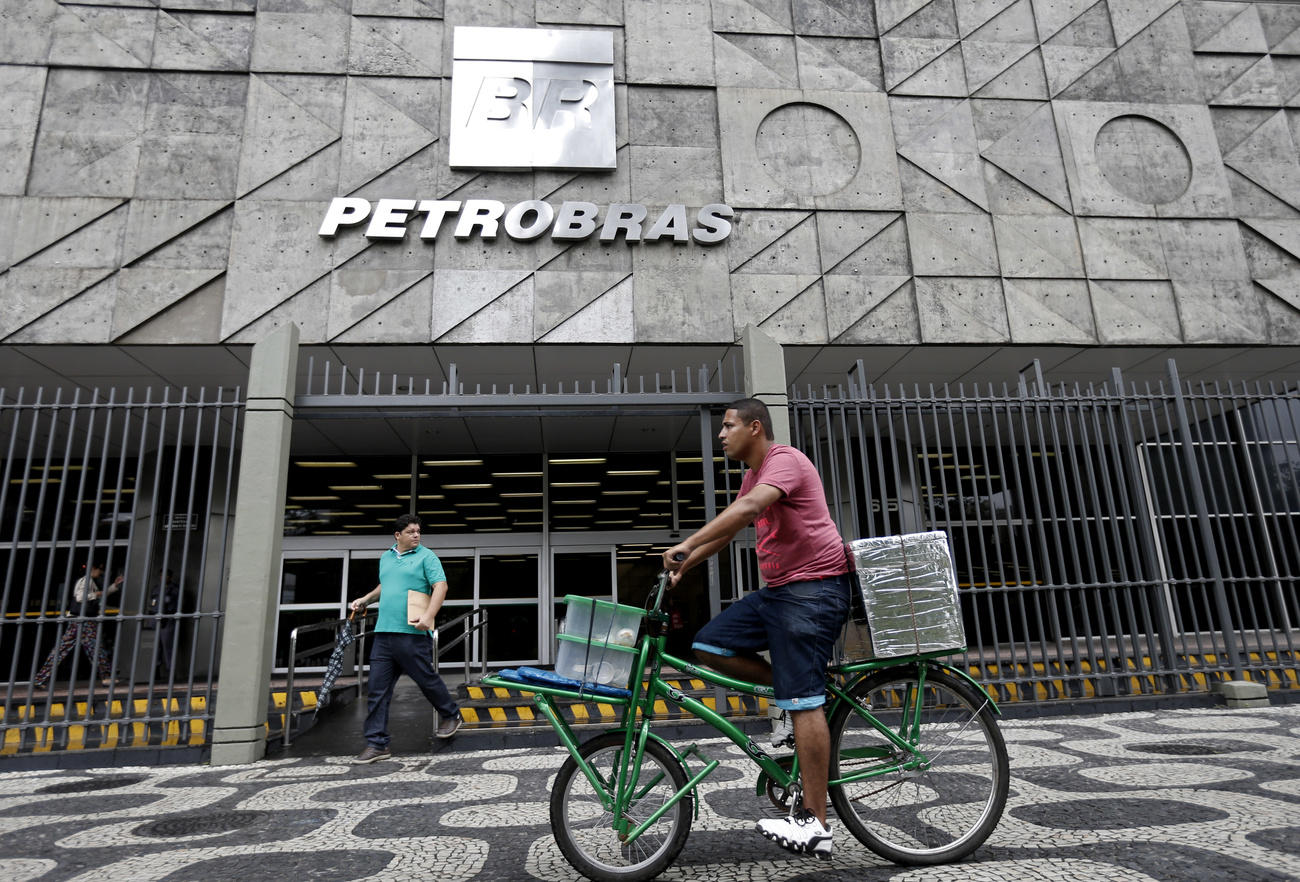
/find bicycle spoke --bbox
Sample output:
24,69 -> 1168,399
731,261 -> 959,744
830,666 -> 1008,865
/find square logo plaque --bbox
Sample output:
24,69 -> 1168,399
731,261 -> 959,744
449,27 -> 616,171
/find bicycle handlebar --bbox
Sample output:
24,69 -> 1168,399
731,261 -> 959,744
647,553 -> 687,614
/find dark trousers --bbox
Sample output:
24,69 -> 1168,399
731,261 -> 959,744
156,621 -> 176,678
34,622 -> 112,687
364,632 -> 458,748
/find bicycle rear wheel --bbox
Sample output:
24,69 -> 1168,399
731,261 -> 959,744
828,664 -> 1008,865
550,732 -> 693,882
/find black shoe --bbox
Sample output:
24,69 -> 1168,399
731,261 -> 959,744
354,745 -> 391,764
435,712 -> 463,739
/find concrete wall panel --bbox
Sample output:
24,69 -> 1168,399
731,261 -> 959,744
907,212 -> 1001,276
348,15 -> 443,76
729,209 -> 821,274
994,214 -> 1085,277
48,5 -> 156,69
0,66 -> 47,196
719,88 -> 902,209
153,11 -> 255,71
137,74 -> 247,200
632,246 -> 731,341
626,0 -> 715,86
629,146 -> 723,205
332,275 -> 434,343
796,36 -> 885,91
5,272 -> 118,343
1089,279 -> 1183,344
3,1 -> 1300,347
0,1 -> 58,65
794,0 -> 877,38
223,200 -> 359,339
1175,278 -> 1268,342
28,70 -> 151,198
731,274 -> 827,342
916,276 -> 1011,343
1004,277 -> 1097,343
1055,101 -> 1233,218
250,5 -> 351,75
236,74 -> 345,197
826,275 -> 918,343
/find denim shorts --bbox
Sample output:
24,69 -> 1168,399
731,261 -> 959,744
692,574 -> 851,711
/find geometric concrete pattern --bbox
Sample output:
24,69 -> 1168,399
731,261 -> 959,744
2,1 -> 1300,346
0,706 -> 1298,880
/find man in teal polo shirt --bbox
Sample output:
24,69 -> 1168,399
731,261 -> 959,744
349,514 -> 461,763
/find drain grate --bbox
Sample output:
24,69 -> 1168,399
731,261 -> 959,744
38,775 -> 145,794
135,811 -> 269,838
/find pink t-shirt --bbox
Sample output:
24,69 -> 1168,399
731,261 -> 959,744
739,444 -> 849,587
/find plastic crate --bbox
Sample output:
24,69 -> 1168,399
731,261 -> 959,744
554,595 -> 643,686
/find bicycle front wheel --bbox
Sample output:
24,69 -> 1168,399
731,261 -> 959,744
550,732 -> 693,882
829,664 -> 1008,865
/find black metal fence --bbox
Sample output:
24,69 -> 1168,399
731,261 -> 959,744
792,360 -> 1300,703
0,385 -> 242,754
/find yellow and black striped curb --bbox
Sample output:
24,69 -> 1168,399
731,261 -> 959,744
1,689 -> 324,755
971,651 -> 1299,702
4,653 -> 1297,756
2,696 -> 213,755
460,676 -> 769,728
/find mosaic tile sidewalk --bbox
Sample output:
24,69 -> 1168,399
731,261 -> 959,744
1,706 -> 1298,881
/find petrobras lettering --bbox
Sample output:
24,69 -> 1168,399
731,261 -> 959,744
318,198 -> 734,245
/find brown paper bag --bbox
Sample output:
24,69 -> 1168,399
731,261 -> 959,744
407,589 -> 430,624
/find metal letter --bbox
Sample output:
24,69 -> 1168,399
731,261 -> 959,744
692,204 -> 734,244
454,200 -> 506,239
536,79 -> 598,130
599,204 -> 647,243
504,200 -> 556,239
471,76 -> 532,124
552,201 -> 600,240
417,200 -> 462,239
365,199 -> 417,239
318,197 -> 371,236
644,204 -> 691,243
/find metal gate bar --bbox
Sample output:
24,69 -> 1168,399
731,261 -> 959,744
1,384 -> 242,754
792,359 -> 1300,703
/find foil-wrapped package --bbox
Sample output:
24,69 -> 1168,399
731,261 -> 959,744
843,531 -> 965,659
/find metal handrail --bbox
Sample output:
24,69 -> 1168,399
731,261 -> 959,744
433,608 -> 489,730
282,611 -> 372,747
433,607 -> 489,678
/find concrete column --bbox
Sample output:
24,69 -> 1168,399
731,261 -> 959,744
210,324 -> 299,765
742,324 -> 789,445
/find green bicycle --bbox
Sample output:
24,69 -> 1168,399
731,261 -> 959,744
483,570 -> 1009,881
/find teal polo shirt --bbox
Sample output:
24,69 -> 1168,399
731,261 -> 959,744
376,544 -> 447,634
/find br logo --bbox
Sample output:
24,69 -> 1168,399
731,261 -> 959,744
450,27 -> 616,171
471,77 -> 601,131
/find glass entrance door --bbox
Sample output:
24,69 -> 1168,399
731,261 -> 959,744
431,546 -> 541,668
275,552 -> 347,671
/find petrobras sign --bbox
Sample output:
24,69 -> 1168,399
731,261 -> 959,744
318,198 -> 733,244
449,27 -> 615,170
318,27 -> 735,245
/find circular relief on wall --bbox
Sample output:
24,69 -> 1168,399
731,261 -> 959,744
1095,114 -> 1193,205
755,103 -> 860,197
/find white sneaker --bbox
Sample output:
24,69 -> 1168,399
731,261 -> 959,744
769,710 -> 794,747
755,808 -> 833,860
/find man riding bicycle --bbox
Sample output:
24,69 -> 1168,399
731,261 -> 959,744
663,397 -> 852,860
